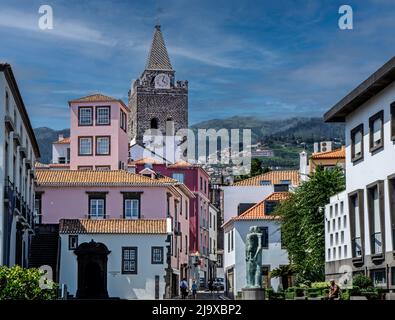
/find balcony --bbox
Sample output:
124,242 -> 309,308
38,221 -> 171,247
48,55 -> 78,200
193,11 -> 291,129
13,133 -> 21,146
25,159 -> 32,170
19,147 -> 27,158
4,177 -> 15,203
4,115 -> 15,132
352,237 -> 364,265
371,232 -> 384,262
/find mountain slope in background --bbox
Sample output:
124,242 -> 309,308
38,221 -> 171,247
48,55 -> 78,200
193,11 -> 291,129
34,127 -> 70,163
191,116 -> 344,144
34,117 -> 344,164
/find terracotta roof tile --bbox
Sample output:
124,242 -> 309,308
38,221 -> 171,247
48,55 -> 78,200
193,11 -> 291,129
167,160 -> 194,168
48,163 -> 70,168
311,146 -> 345,160
59,219 -> 167,234
68,93 -> 128,109
224,192 -> 291,227
53,137 -> 70,144
233,170 -> 300,186
265,191 -> 292,201
36,170 -> 176,187
130,157 -> 163,165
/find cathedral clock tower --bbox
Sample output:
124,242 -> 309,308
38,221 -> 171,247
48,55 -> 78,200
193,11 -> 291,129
128,25 -> 188,146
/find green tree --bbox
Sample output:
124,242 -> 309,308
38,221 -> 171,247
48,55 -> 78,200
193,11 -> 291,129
250,158 -> 263,177
275,166 -> 345,283
0,265 -> 58,300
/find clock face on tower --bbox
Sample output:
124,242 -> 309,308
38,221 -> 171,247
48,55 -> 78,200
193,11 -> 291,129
154,73 -> 170,89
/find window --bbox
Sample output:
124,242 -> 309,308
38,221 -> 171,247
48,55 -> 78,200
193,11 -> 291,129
120,110 -> 127,131
330,234 -> 333,246
96,106 -> 110,125
369,110 -> 384,152
327,220 -> 330,232
95,166 -> 110,171
209,212 -> 212,228
238,203 -> 255,215
78,166 -> 93,170
5,90 -> 9,113
172,173 -> 185,183
122,247 -> 137,274
89,198 -> 105,219
96,136 -> 110,155
341,231 -> 344,244
227,232 -> 230,253
343,215 -> 347,228
185,235 -> 188,254
150,118 -> 158,129
260,180 -> 271,186
389,175 -> 395,251
351,124 -> 364,162
78,107 -> 93,126
349,190 -> 364,258
274,184 -> 289,192
371,268 -> 386,286
200,177 -> 203,190
344,245 -> 347,257
68,235 -> 78,250
58,157 -> 66,164
328,248 -> 331,260
151,247 -> 163,264
260,227 -> 269,249
265,201 -> 278,215
185,200 -> 188,219
78,137 -> 93,155
124,199 -> 139,219
204,180 -> 207,193
391,103 -> 395,140
367,181 -> 385,256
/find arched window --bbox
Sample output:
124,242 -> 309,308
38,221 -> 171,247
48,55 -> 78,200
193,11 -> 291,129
150,118 -> 158,129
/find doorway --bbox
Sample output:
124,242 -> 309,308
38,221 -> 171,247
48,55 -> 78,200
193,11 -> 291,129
74,240 -> 110,299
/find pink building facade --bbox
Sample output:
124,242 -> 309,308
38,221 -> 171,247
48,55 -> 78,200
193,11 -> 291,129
68,94 -> 129,171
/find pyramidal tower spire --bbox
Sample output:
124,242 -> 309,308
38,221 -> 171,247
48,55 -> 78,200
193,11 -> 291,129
145,25 -> 173,71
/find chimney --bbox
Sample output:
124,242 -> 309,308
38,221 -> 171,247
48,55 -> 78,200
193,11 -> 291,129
58,134 -> 64,142
299,151 -> 309,182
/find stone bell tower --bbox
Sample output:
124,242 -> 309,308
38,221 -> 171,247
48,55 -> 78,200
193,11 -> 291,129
128,25 -> 188,146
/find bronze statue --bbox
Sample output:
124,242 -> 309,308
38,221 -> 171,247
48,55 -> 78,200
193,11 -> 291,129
245,226 -> 263,288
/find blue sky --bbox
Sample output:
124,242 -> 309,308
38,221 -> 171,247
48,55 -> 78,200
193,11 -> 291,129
1,0 -> 395,129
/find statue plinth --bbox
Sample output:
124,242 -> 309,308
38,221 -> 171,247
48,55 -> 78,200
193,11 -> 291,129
242,287 -> 265,300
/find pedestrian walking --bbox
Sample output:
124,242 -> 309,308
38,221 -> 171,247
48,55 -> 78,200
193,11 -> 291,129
180,278 -> 188,299
191,280 -> 198,299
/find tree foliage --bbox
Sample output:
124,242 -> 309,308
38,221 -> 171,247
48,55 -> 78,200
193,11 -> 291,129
0,265 -> 58,300
275,166 -> 345,283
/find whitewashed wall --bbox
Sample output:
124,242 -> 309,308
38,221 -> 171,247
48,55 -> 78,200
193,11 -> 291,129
59,233 -> 168,299
345,81 -> 395,254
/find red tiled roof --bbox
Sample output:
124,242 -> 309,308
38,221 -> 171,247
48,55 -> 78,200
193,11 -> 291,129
224,192 -> 291,227
233,170 -> 300,186
59,219 -> 167,234
311,146 -> 346,160
68,93 -> 128,110
53,137 -> 70,144
36,170 -> 176,186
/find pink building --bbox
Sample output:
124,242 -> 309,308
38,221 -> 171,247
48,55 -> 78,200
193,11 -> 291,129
68,94 -> 129,171
32,92 -> 194,298
131,158 -> 211,282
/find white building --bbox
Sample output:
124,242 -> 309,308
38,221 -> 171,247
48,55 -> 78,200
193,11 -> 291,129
223,192 -> 290,299
221,170 -> 300,224
324,56 -> 395,289
208,203 -> 218,281
52,135 -> 70,165
0,63 -> 40,267
59,218 -> 171,299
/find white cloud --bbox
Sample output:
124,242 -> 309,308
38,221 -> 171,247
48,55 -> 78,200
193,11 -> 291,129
0,8 -> 116,46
